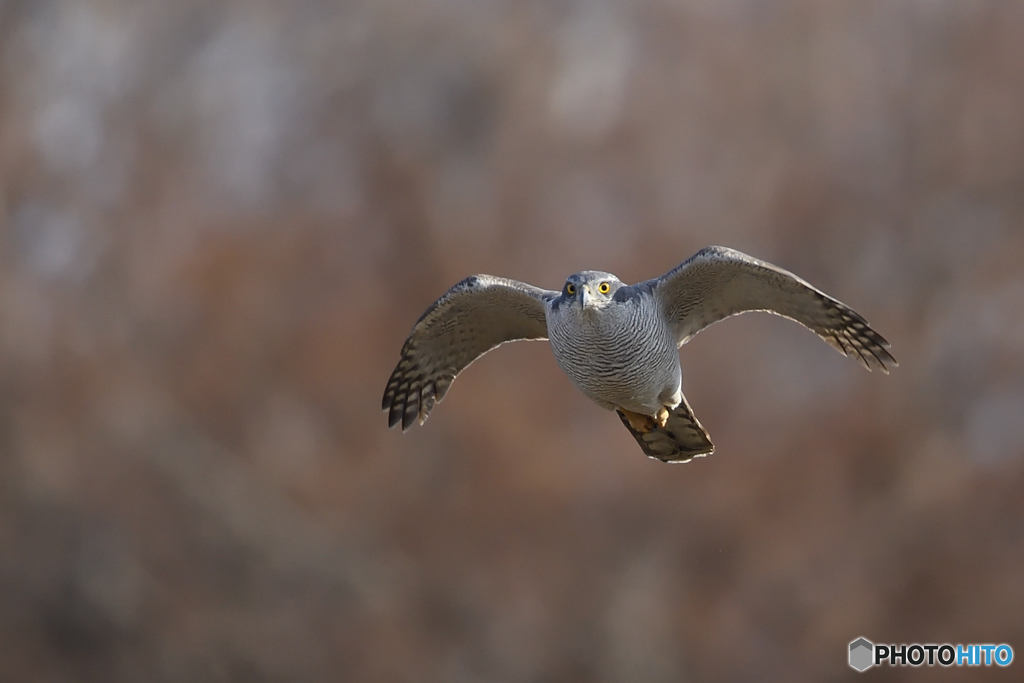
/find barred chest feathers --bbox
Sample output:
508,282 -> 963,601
546,292 -> 681,415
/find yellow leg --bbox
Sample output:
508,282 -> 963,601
619,408 -> 656,433
655,407 -> 670,428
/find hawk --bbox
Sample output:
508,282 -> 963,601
383,246 -> 896,462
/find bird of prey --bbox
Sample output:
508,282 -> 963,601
382,246 -> 896,462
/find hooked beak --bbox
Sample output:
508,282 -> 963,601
578,284 -> 592,309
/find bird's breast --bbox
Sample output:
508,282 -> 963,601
547,303 -> 679,412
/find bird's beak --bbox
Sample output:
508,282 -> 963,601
579,284 -> 592,309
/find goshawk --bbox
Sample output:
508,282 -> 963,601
383,246 -> 896,462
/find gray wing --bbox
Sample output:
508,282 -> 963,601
383,275 -> 556,430
650,246 -> 897,371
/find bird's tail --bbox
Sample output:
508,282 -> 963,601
616,395 -> 714,463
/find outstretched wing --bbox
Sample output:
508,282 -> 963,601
383,275 -> 556,430
650,246 -> 897,371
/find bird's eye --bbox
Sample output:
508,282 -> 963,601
599,282 -> 610,294
566,283 -> 576,295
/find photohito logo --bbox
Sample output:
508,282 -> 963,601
849,638 -> 874,672
848,637 -> 1013,672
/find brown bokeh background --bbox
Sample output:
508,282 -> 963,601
2,1 -> 1023,681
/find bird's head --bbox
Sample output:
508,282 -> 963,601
561,271 -> 624,312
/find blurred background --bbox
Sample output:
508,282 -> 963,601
1,0 -> 1022,681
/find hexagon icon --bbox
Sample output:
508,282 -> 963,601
849,637 -> 874,672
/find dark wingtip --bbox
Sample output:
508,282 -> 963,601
387,401 -> 404,429
829,304 -> 898,374
873,346 -> 898,374
400,403 -> 417,431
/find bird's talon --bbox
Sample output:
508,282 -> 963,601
620,409 -> 656,433
655,407 -> 669,428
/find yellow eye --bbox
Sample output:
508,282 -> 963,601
598,282 -> 610,294
566,283 -> 576,295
